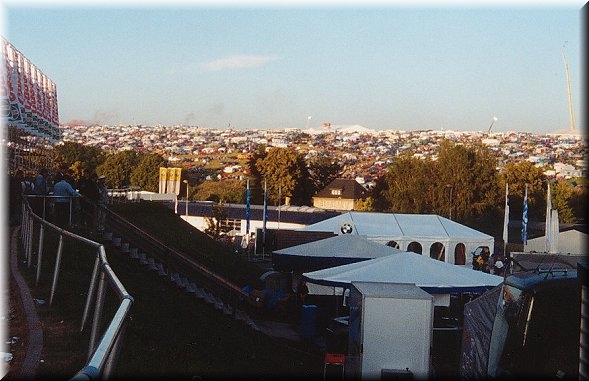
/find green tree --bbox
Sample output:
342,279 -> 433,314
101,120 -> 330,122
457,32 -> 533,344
52,141 -> 106,175
307,156 -> 344,196
552,179 -> 576,223
500,160 -> 546,221
246,145 -> 267,204
204,202 -> 228,239
130,153 -> 166,192
194,179 -> 245,203
96,150 -> 139,188
435,141 -> 499,222
569,180 -> 588,223
254,147 -> 310,206
355,196 -> 375,211
372,155 -> 436,214
372,140 -> 500,223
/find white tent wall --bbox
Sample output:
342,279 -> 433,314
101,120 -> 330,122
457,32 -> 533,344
524,229 -> 588,255
301,212 -> 494,266
370,236 -> 494,265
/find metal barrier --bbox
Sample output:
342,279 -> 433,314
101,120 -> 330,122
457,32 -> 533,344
19,198 -> 134,380
103,206 -> 254,316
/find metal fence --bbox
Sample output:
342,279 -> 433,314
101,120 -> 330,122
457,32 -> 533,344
103,205 -> 255,318
20,197 -> 134,380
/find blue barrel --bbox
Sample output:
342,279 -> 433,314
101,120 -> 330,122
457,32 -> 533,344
301,304 -> 317,339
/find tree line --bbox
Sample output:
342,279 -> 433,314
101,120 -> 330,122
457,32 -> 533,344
51,140 -> 586,227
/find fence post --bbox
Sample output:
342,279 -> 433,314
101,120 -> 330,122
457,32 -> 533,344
49,234 -> 65,306
26,219 -> 34,267
81,255 -> 101,333
88,270 -> 107,360
35,225 -> 45,285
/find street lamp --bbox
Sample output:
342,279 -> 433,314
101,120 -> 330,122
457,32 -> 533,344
446,184 -> 454,220
183,180 -> 189,218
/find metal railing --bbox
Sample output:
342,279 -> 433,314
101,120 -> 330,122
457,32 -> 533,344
103,206 -> 254,315
20,197 -> 134,380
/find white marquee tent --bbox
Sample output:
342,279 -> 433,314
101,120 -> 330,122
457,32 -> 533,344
272,234 -> 406,272
302,251 -> 503,306
524,228 -> 588,255
300,212 -> 494,265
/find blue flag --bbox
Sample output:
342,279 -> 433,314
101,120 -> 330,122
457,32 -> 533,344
245,179 -> 250,234
262,180 -> 268,255
521,184 -> 528,245
502,183 -> 509,245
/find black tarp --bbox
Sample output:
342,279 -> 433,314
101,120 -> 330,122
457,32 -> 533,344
459,285 -> 501,380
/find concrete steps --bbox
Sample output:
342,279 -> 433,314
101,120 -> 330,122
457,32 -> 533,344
106,231 -> 259,332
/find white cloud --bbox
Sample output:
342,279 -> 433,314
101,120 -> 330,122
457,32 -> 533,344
201,54 -> 278,72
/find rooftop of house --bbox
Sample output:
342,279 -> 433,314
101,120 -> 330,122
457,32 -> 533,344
313,178 -> 369,200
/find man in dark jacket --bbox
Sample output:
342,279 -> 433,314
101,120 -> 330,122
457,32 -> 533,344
80,172 -> 100,231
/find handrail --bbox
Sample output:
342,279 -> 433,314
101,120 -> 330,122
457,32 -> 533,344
104,207 -> 251,301
101,205 -> 269,324
20,196 -> 134,380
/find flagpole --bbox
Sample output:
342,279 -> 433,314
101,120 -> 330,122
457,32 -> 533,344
245,178 -> 250,235
521,184 -> 528,248
245,178 -> 251,260
545,183 -> 552,252
502,183 -> 509,256
278,184 -> 281,231
262,179 -> 267,260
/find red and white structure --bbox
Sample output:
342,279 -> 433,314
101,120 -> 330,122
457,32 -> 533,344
2,36 -> 60,143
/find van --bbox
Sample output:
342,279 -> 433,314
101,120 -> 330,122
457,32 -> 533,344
487,264 -> 579,379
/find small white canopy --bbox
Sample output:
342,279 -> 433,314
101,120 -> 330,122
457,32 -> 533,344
303,251 -> 503,295
272,234 -> 405,271
274,234 -> 406,258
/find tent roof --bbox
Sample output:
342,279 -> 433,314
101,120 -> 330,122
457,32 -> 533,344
273,234 -> 406,259
525,229 -> 589,255
302,251 -> 503,294
300,212 -> 493,242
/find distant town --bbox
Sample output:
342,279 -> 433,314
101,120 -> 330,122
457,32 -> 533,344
61,123 -> 587,186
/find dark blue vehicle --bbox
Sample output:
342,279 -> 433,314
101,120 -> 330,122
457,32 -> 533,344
487,258 -> 580,380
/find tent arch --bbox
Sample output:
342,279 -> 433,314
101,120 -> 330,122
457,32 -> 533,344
454,243 -> 466,265
430,242 -> 445,261
300,212 -> 494,264
407,241 -> 422,254
386,240 -> 399,249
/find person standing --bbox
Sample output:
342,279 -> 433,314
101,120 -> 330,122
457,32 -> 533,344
9,169 -> 25,225
32,167 -> 50,217
64,168 -> 81,227
79,171 -> 99,231
96,175 -> 108,233
296,279 -> 309,311
53,172 -> 81,227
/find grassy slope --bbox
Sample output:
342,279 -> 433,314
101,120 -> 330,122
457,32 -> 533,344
110,202 -> 265,287
105,202 -> 323,380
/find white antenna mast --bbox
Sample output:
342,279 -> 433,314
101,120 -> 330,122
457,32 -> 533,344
487,116 -> 498,133
562,51 -> 576,131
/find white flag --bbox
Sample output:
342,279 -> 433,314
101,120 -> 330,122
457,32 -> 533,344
502,183 -> 509,244
545,183 -> 552,252
550,209 -> 559,253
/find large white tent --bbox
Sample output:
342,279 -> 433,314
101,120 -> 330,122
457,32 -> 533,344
272,234 -> 406,272
524,228 -> 588,255
302,251 -> 503,306
299,212 -> 494,265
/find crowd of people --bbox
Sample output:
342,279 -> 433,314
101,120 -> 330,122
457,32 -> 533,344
8,165 -> 108,233
472,246 -> 506,277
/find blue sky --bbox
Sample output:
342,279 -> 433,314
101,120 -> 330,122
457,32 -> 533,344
1,1 -> 584,134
